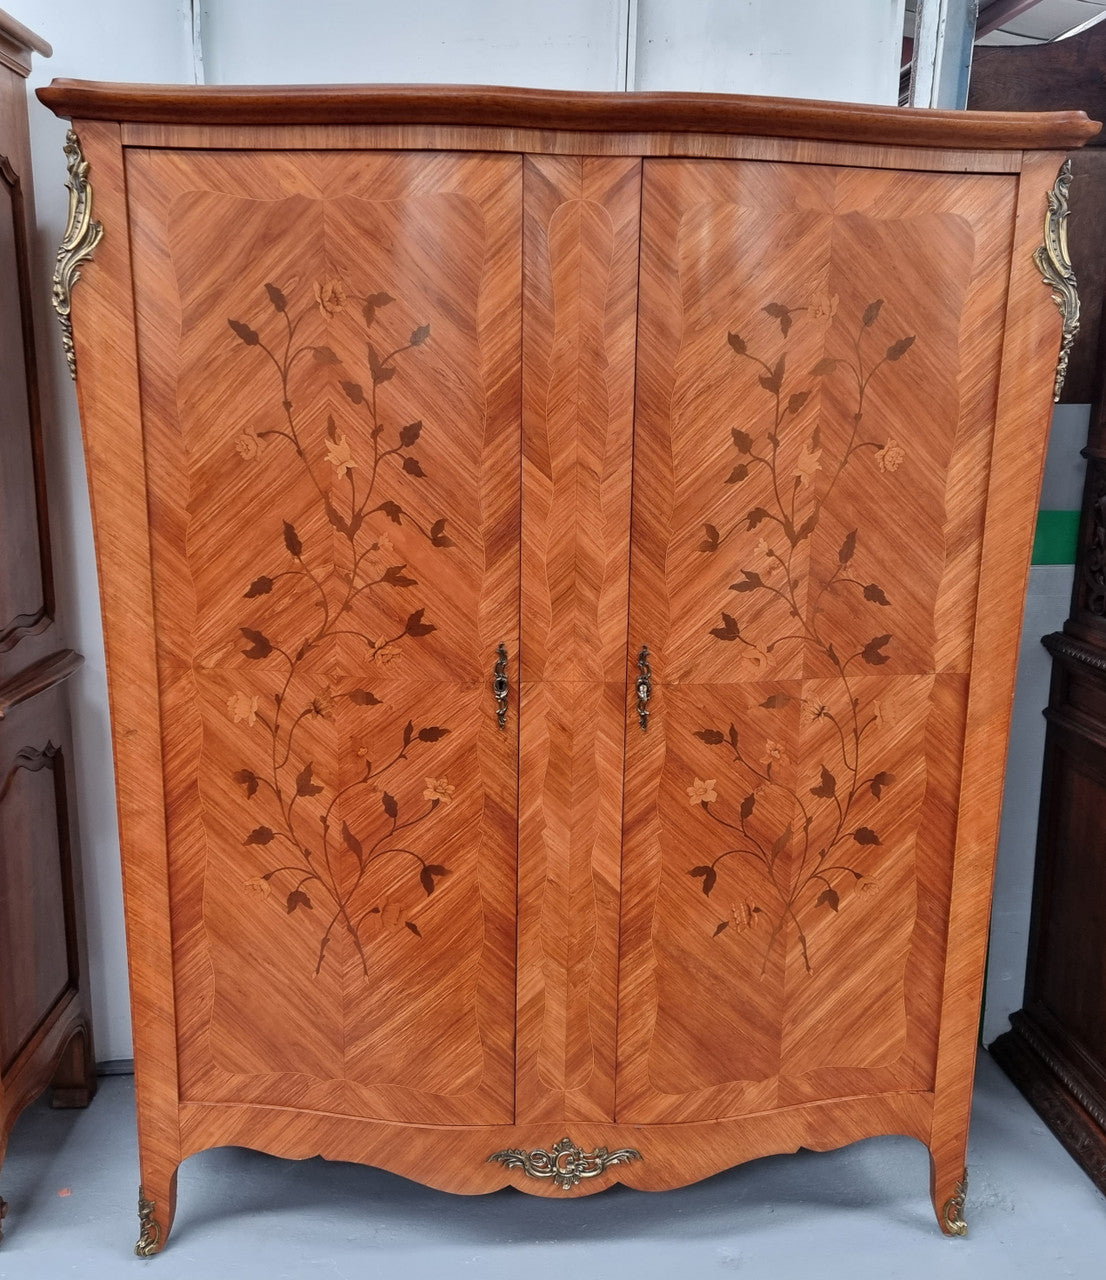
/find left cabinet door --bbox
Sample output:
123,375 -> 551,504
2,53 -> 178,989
126,149 -> 522,1126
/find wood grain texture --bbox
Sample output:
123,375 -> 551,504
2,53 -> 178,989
515,157 -> 639,1123
617,158 -> 1020,1139
125,148 -> 522,1126
36,80 -> 1099,148
40,82 -> 1078,1246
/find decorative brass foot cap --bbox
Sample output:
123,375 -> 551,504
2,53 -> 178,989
943,1176 -> 968,1237
135,1187 -> 162,1257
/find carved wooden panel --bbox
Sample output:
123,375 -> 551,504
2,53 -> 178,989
0,723 -> 75,1074
125,150 -> 522,1125
0,153 -> 51,664
516,155 -> 640,1122
618,159 -> 1016,1123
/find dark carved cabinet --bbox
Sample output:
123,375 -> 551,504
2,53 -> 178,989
0,11 -> 95,1242
971,21 -> 1106,1193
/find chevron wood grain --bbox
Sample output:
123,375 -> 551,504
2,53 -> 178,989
39,80 -> 1090,1248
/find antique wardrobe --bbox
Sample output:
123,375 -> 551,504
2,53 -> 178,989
0,18 -> 95,1245
38,80 -> 1097,1252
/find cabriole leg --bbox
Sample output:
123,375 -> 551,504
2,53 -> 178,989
929,1152 -> 968,1236
135,1165 -> 178,1257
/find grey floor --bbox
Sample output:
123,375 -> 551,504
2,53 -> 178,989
0,1051 -> 1103,1279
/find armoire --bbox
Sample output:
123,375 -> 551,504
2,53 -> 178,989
0,15 -> 95,1244
38,78 -> 1098,1252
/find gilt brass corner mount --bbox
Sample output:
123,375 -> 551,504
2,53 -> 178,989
488,1136 -> 642,1189
1034,159 -> 1078,404
52,128 -> 103,380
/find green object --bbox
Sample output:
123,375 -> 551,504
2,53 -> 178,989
1032,509 -> 1081,565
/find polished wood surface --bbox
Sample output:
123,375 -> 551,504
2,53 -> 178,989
0,24 -> 94,1243
42,83 -> 1085,1248
36,80 -> 1099,150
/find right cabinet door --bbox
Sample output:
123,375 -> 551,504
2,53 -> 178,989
617,156 -> 1018,1123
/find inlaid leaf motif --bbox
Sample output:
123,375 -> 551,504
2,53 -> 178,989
862,635 -> 892,665
241,628 -> 273,659
405,608 -> 436,637
695,729 -> 726,745
420,864 -> 449,896
228,319 -> 260,345
405,920 -> 422,937
713,920 -> 730,937
690,865 -> 717,895
296,763 -> 324,797
862,299 -> 884,326
227,280 -> 455,973
811,766 -> 836,799
234,769 -> 259,798
283,521 -> 303,558
710,612 -> 741,641
693,293 -> 920,973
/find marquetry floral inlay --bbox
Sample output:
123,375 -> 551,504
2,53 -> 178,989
692,297 -> 915,973
226,279 -> 454,974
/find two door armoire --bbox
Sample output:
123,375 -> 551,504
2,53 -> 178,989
38,79 -> 1098,1251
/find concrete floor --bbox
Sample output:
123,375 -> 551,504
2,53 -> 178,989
0,1051 -> 1102,1279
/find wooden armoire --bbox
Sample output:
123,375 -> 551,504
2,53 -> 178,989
0,13 -> 96,1244
38,79 -> 1097,1252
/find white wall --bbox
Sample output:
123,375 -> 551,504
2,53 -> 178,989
17,0 -> 958,1062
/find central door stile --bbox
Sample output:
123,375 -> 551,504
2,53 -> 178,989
515,154 -> 643,1125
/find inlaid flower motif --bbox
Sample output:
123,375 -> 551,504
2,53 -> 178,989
794,440 -> 822,488
736,644 -> 770,677
235,430 -> 261,460
687,778 -> 718,805
314,276 -> 346,317
755,537 -> 775,560
810,291 -> 840,320
423,776 -> 455,805
731,900 -> 761,929
244,875 -> 271,898
310,687 -> 334,719
803,699 -> 829,722
759,740 -> 790,768
373,644 -> 402,665
325,432 -> 355,478
858,876 -> 879,895
876,438 -> 905,473
227,692 -> 259,725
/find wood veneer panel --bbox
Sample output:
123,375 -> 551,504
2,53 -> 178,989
515,156 -> 639,1122
125,148 -> 522,1126
36,80 -> 1098,150
618,157 -> 1016,1126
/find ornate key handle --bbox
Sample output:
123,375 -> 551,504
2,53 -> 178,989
493,643 -> 509,729
636,646 -> 652,731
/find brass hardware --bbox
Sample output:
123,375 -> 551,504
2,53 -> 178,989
493,643 -> 509,729
135,1186 -> 162,1257
636,646 -> 651,731
52,129 -> 103,381
943,1175 -> 968,1237
1034,159 -> 1078,403
488,1136 -> 642,1189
